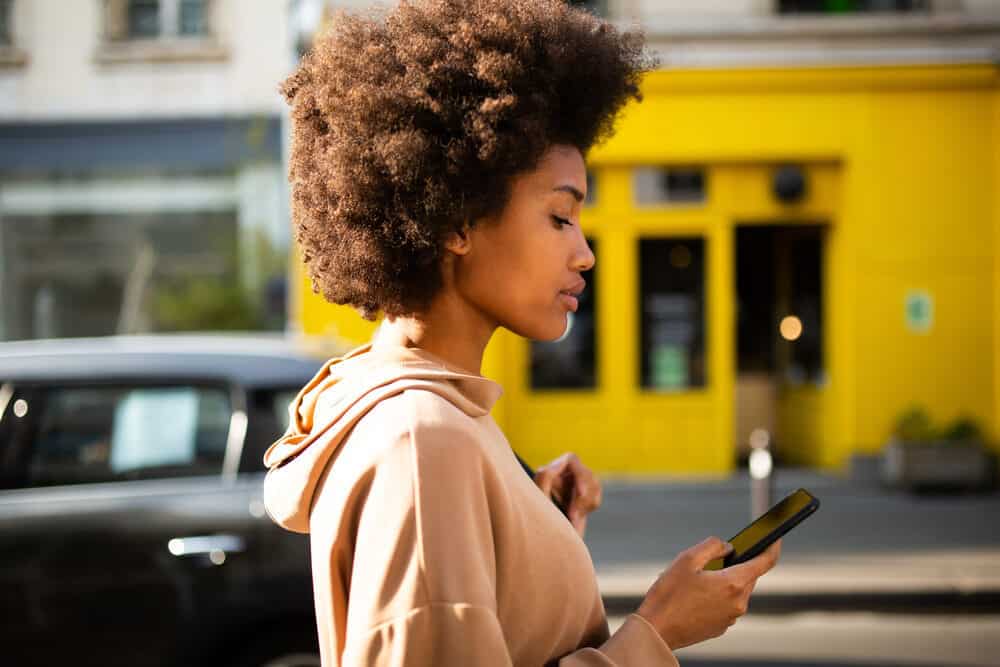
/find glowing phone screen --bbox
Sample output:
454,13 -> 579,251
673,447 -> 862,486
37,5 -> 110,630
704,488 -> 817,570
729,489 -> 813,559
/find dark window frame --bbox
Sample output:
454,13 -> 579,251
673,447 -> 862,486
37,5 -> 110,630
638,236 -> 709,393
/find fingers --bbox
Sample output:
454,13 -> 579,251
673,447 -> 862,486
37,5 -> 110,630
537,453 -> 603,526
683,536 -> 734,570
565,456 -> 602,519
728,539 -> 782,581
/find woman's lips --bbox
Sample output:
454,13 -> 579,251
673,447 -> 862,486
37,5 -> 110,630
559,292 -> 579,312
559,280 -> 585,313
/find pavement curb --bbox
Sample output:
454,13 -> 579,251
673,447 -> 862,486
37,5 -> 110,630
602,590 -> 1000,616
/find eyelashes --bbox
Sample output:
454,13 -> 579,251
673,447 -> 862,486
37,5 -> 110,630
551,215 -> 572,227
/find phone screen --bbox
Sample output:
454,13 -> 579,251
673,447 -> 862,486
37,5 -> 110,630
729,489 -> 813,559
705,488 -> 817,570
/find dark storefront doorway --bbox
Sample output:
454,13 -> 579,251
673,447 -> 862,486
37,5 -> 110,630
734,223 -> 827,465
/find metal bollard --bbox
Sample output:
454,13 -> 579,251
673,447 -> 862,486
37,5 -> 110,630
748,428 -> 774,520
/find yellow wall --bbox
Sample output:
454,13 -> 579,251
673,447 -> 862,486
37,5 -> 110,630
995,85 -> 1000,446
293,64 -> 1000,475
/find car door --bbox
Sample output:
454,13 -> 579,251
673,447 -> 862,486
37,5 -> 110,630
0,380 -> 259,667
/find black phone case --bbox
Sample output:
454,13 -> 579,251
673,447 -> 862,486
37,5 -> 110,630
723,491 -> 820,567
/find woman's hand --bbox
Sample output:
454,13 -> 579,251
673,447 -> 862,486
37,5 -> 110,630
533,452 -> 602,538
636,537 -> 782,650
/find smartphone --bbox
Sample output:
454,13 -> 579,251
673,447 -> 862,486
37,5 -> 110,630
703,488 -> 820,571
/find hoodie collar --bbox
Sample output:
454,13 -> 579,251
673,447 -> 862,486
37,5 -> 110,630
284,342 -> 502,436
261,342 -> 503,533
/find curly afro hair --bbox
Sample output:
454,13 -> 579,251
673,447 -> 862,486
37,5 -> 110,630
282,0 -> 652,320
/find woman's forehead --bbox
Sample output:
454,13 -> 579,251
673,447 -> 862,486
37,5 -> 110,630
521,146 -> 586,196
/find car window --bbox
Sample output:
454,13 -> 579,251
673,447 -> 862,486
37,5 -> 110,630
271,390 -> 298,433
239,387 -> 302,474
22,385 -> 231,487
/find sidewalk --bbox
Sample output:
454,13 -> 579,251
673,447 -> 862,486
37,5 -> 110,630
585,469 -> 1000,613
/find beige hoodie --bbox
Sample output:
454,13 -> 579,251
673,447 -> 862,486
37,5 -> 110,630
263,343 -> 679,666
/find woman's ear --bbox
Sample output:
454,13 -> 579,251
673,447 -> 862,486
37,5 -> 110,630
444,225 -> 472,256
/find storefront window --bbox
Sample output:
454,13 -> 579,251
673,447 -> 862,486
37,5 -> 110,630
530,239 -> 597,390
634,167 -> 706,206
640,238 -> 706,391
0,209 -> 284,340
0,117 -> 287,342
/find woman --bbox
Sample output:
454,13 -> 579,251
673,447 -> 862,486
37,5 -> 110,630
263,1 -> 781,664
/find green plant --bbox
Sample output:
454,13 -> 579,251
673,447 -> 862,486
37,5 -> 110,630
892,406 -> 935,442
939,416 -> 984,443
890,406 -> 986,445
154,278 -> 263,331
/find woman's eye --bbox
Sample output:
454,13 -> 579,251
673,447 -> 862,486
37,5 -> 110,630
551,215 -> 572,227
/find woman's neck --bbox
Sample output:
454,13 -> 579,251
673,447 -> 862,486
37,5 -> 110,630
372,293 -> 496,376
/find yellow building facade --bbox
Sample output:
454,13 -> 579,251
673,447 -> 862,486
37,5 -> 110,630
293,63 -> 1000,477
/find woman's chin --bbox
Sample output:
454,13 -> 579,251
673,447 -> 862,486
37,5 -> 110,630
507,313 -> 568,342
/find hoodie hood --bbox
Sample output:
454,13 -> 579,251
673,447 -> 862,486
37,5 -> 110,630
262,343 -> 503,534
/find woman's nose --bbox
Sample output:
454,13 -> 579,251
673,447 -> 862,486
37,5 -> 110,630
572,235 -> 595,272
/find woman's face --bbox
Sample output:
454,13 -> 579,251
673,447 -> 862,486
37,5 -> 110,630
450,144 -> 595,341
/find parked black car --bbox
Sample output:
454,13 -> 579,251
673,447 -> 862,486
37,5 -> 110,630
0,335 -> 335,667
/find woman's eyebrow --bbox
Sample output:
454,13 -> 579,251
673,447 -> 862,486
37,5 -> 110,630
552,184 -> 585,202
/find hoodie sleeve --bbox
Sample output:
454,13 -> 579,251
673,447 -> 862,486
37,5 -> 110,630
324,397 -> 678,667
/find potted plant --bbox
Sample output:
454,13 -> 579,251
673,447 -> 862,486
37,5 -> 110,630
881,406 -> 997,492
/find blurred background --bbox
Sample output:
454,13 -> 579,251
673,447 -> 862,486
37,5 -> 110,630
1,1 -> 999,666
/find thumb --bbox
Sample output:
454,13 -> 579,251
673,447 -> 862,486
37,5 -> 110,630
685,537 -> 734,570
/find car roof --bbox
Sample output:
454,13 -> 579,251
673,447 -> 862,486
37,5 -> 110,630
0,334 -> 338,387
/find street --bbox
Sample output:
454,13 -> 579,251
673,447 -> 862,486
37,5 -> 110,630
585,470 -> 1000,567
609,612 -> 1000,667
592,469 -> 1000,667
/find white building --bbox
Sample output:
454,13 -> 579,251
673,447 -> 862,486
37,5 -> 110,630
0,0 -> 302,340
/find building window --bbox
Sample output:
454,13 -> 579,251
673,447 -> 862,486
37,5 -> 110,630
179,0 -> 207,36
127,0 -> 160,38
634,167 -> 707,207
110,0 -> 210,41
0,210 -> 262,340
101,0 -> 223,63
640,238 -> 707,391
568,0 -> 608,17
530,238 -> 598,390
777,0 -> 928,13
0,0 -> 12,46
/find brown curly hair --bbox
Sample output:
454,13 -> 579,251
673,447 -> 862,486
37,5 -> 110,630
282,0 -> 651,320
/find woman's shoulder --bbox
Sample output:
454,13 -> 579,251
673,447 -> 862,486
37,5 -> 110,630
349,386 -> 492,462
